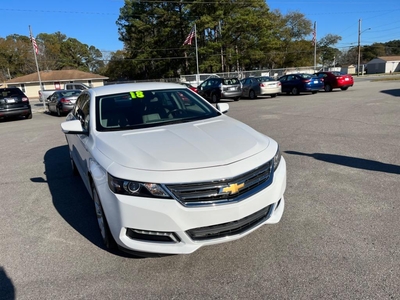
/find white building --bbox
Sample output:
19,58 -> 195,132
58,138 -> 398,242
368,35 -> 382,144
5,69 -> 108,99
365,56 -> 400,74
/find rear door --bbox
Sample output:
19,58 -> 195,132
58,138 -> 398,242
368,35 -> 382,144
47,93 -> 58,113
241,78 -> 252,96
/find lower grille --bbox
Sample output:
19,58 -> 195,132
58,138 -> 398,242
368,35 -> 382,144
186,204 -> 272,241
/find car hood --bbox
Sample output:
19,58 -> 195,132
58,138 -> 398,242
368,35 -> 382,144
96,116 -> 270,171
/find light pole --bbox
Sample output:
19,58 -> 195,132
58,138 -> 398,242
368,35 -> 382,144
357,19 -> 371,76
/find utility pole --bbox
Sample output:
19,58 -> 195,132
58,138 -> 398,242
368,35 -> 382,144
357,19 -> 361,77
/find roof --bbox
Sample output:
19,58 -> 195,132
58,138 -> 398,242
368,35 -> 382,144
375,56 -> 400,62
89,82 -> 185,97
6,70 -> 108,84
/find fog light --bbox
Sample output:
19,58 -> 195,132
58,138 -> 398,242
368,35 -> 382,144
126,228 -> 180,243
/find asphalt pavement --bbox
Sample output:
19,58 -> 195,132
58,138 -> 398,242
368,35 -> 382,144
1,77 -> 399,300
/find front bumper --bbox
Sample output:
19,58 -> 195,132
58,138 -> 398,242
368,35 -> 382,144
95,157 -> 287,255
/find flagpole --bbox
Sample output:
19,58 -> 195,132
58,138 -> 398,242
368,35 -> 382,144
313,21 -> 317,72
194,23 -> 200,86
29,25 -> 44,109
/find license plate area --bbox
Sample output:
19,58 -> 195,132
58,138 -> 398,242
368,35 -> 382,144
5,98 -> 16,103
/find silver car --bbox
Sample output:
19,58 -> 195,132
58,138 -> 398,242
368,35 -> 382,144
46,89 -> 81,116
241,76 -> 281,99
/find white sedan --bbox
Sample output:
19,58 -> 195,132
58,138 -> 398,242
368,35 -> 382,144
61,82 -> 286,256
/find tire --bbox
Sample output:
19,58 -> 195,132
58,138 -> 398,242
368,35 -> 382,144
291,87 -> 299,95
56,107 -> 62,117
324,84 -> 332,92
92,184 -> 117,249
270,94 -> 277,98
211,93 -> 219,103
249,90 -> 256,99
340,87 -> 349,91
26,112 -> 32,119
312,91 -> 318,94
233,96 -> 240,101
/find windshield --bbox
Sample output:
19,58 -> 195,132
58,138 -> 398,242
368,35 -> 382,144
222,78 -> 240,85
96,88 -> 220,132
257,77 -> 275,82
60,90 -> 81,97
332,71 -> 345,76
299,74 -> 314,79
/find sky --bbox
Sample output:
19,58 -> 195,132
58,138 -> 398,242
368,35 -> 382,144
1,0 -> 400,55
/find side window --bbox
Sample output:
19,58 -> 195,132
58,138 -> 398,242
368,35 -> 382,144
72,94 -> 84,118
73,93 -> 90,131
80,94 -> 90,131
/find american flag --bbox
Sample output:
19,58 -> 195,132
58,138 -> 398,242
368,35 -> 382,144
31,35 -> 38,54
183,27 -> 195,46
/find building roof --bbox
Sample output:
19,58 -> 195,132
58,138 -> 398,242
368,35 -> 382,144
376,56 -> 400,62
6,70 -> 108,84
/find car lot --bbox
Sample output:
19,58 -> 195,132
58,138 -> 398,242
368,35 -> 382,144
1,78 -> 400,299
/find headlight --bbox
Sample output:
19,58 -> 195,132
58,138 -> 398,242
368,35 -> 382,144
273,145 -> 281,171
108,173 -> 172,198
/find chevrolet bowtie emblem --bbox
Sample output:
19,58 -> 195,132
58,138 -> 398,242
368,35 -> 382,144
222,183 -> 245,195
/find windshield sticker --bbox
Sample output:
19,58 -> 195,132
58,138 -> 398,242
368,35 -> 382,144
130,91 -> 144,99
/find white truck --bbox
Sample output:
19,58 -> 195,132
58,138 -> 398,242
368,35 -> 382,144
38,83 -> 90,102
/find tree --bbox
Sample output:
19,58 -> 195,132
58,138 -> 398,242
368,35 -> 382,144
0,35 -> 37,80
384,40 -> 400,55
267,10 -> 314,68
317,34 -> 342,68
117,0 -> 190,79
362,43 -> 386,62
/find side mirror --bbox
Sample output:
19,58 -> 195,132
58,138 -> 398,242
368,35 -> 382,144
61,119 -> 87,135
216,103 -> 229,114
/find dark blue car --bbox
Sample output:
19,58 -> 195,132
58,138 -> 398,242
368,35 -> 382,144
278,73 -> 324,95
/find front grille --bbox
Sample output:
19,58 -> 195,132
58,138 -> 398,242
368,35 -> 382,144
166,160 -> 273,207
186,204 -> 272,241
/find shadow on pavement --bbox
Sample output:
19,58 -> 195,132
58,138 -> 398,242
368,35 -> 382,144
380,89 -> 400,97
31,145 -> 140,258
0,267 -> 15,300
32,145 -> 104,249
285,150 -> 400,175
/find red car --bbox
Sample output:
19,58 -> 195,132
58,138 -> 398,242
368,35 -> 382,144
314,71 -> 354,92
180,82 -> 198,93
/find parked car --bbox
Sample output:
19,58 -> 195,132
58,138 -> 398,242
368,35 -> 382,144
39,83 -> 89,102
241,76 -> 281,99
278,73 -> 324,95
314,71 -> 354,92
180,82 -> 198,93
64,83 -> 90,91
0,87 -> 32,120
61,82 -> 286,256
197,77 -> 242,103
46,90 -> 81,116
